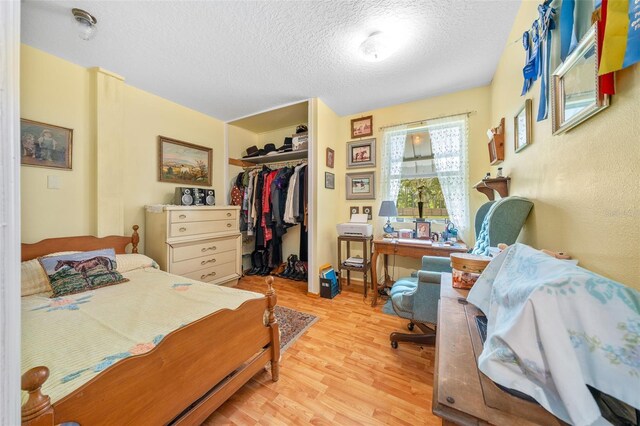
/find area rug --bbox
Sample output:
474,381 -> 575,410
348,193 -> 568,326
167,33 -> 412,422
274,305 -> 318,352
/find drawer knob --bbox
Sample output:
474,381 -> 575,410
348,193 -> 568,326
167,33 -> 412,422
201,258 -> 217,265
201,272 -> 216,279
201,246 -> 217,252
227,223 -> 232,228
226,212 -> 232,217
179,214 -> 187,219
179,227 -> 187,232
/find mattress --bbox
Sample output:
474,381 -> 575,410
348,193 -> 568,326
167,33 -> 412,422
21,266 -> 263,404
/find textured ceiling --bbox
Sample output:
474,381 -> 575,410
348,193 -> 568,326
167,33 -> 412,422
21,1 -> 520,122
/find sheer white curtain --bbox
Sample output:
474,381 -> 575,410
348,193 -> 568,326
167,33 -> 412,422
427,115 -> 471,243
379,124 -> 407,219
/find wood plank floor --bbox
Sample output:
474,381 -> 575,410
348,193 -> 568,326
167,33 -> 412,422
203,276 -> 442,425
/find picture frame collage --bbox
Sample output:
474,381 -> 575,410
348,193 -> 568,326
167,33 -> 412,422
346,115 -> 375,201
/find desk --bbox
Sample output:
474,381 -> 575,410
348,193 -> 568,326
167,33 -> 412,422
434,273 -> 564,426
337,236 -> 373,298
370,239 -> 467,306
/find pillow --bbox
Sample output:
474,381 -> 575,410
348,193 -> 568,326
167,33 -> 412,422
115,253 -> 159,273
21,259 -> 51,297
21,251 -> 80,297
39,248 -> 129,297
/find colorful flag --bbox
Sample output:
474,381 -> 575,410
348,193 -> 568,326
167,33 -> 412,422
596,0 -> 616,95
599,0 -> 640,74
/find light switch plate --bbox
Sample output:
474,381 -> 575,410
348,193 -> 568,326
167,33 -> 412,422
47,175 -> 61,189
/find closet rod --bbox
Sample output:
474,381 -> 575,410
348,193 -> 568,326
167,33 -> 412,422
242,160 -> 307,170
378,110 -> 475,131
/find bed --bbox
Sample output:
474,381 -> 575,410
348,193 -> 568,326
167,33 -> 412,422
20,226 -> 280,426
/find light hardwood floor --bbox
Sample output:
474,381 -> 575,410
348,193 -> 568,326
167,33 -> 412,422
203,276 -> 442,425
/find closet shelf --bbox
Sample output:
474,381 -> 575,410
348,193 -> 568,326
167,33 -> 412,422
229,149 -> 308,167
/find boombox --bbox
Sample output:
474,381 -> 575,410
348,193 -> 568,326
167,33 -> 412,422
174,188 -> 215,206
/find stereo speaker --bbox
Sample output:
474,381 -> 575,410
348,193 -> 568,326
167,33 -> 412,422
174,187 -> 193,206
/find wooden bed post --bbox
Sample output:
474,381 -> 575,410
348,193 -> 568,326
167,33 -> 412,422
131,225 -> 139,253
21,367 -> 54,426
265,276 -> 280,382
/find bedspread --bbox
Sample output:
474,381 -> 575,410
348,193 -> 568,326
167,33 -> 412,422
467,243 -> 640,426
22,267 -> 262,404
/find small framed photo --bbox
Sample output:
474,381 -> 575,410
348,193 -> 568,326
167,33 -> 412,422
347,138 -> 376,169
349,206 -> 359,216
324,172 -> 335,189
326,147 -> 334,168
346,172 -> 375,200
514,99 -> 532,153
350,115 -> 373,139
415,221 -> 431,240
20,119 -> 73,170
159,136 -> 212,186
362,206 -> 372,220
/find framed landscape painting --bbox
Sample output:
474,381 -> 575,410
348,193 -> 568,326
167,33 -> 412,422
20,119 -> 73,170
158,136 -> 212,186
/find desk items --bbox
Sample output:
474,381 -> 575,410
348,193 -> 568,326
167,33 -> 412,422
450,253 -> 491,289
378,201 -> 398,233
336,213 -> 372,237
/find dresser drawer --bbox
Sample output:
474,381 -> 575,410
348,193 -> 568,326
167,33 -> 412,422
183,262 -> 238,284
170,209 -> 236,224
170,249 -> 237,276
169,220 -> 236,238
171,236 -> 239,262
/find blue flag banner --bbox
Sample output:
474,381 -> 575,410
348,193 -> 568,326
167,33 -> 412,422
560,0 -> 578,61
622,0 -> 640,69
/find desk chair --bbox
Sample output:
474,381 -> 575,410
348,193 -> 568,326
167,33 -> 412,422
389,256 -> 441,348
389,196 -> 533,348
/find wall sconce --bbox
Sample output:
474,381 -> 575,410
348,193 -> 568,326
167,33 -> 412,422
72,8 -> 98,41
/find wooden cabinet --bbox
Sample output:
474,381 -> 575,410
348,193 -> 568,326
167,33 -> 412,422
145,205 -> 242,286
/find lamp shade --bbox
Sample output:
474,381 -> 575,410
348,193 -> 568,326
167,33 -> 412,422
378,201 -> 398,217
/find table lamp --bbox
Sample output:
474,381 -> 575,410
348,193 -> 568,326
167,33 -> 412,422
378,201 -> 398,233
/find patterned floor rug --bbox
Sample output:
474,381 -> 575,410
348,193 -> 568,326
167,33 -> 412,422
274,305 -> 318,352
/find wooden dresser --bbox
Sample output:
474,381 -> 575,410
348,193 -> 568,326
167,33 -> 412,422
145,205 -> 242,287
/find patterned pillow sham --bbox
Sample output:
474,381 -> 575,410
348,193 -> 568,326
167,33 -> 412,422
39,248 -> 129,297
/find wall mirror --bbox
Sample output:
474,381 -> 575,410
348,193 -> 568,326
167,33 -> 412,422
551,24 -> 609,135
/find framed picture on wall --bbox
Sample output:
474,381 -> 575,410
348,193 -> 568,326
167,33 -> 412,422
158,136 -> 212,186
324,172 -> 335,189
350,115 -> 373,139
20,119 -> 73,170
346,138 -> 376,168
326,148 -> 334,168
514,99 -> 532,153
346,172 -> 375,200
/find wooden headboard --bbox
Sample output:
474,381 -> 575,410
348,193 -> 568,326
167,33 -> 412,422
21,225 -> 139,262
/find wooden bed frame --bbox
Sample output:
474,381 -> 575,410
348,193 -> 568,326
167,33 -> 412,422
20,226 -> 280,425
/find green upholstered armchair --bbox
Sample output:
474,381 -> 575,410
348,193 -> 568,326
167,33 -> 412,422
389,196 -> 533,348
422,196 -> 534,276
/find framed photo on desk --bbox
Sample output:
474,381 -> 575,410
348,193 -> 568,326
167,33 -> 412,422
415,221 -> 431,240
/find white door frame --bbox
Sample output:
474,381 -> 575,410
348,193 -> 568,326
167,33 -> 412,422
0,1 -> 22,424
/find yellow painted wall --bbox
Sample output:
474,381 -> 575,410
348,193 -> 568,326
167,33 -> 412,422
312,99 -> 341,293
21,45 -> 96,241
490,1 -> 640,288
335,87 -> 492,283
21,45 -> 226,252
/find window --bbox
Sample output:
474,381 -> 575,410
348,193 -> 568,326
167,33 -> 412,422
395,127 -> 447,219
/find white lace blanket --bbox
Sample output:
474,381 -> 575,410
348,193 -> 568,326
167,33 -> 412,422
467,244 -> 640,426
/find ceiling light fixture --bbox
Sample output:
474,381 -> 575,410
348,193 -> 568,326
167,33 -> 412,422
72,8 -> 98,41
359,32 -> 395,62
